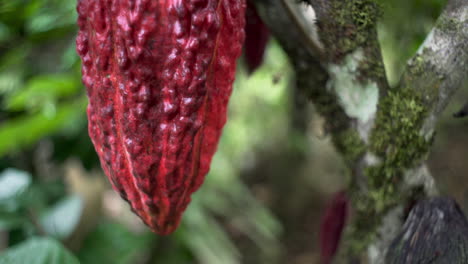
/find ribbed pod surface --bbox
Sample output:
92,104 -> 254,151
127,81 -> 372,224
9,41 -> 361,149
76,0 -> 246,235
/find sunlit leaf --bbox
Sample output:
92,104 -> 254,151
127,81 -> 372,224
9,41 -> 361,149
40,195 -> 83,239
0,169 -> 31,201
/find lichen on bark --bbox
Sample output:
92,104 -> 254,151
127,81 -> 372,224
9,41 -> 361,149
345,87 -> 434,254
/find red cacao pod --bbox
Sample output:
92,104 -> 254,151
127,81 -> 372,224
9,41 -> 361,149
76,0 -> 246,235
244,0 -> 269,74
319,191 -> 349,264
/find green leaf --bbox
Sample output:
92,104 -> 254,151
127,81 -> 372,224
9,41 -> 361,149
6,74 -> 79,111
40,195 -> 83,239
0,45 -> 30,72
0,169 -> 32,212
0,169 -> 31,201
0,212 -> 26,230
0,237 -> 79,264
78,221 -> 154,264
182,201 -> 240,264
25,1 -> 77,36
61,41 -> 79,70
0,97 -> 87,157
0,22 -> 11,44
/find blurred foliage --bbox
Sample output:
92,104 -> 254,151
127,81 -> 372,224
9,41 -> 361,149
377,0 -> 447,85
77,221 -> 155,264
0,237 -> 79,264
0,0 -> 448,263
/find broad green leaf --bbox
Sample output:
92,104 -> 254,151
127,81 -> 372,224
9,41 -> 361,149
0,237 -> 79,264
40,195 -> 83,239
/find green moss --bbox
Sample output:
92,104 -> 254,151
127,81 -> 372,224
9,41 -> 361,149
407,54 -> 426,77
357,52 -> 386,82
404,51 -> 444,107
300,67 -> 351,133
365,88 -> 433,209
370,89 -> 429,161
346,210 -> 379,254
333,129 -> 367,165
437,16 -> 461,32
332,0 -> 380,29
324,0 -> 381,60
350,0 -> 382,32
345,88 -> 434,254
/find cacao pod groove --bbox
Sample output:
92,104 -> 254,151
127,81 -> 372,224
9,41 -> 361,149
77,0 -> 246,235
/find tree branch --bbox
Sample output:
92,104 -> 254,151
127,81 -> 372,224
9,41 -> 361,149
400,0 -> 468,132
253,0 -> 467,262
361,2 -> 468,261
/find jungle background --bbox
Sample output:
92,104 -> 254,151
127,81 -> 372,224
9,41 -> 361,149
0,0 -> 466,263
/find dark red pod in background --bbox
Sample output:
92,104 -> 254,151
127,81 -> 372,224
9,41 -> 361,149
244,0 -> 270,74
76,0 -> 246,235
319,191 -> 350,264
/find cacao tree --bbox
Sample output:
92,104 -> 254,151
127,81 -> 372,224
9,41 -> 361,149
250,0 -> 468,263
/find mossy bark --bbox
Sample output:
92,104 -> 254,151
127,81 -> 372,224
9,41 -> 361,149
253,0 -> 468,262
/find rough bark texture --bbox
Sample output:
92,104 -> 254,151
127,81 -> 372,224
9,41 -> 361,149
252,0 -> 468,262
386,197 -> 468,263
